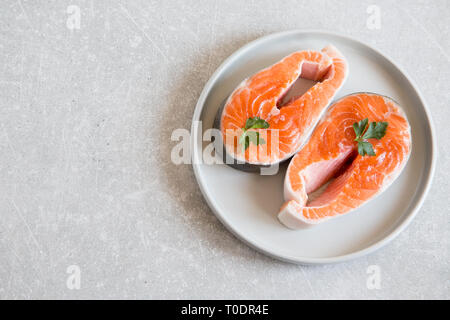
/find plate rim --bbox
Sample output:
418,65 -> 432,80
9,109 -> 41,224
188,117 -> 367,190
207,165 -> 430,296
190,29 -> 437,265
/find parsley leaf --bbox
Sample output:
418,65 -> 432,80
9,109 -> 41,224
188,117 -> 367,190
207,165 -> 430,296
353,118 -> 368,138
239,117 -> 269,151
358,141 -> 376,156
244,117 -> 270,130
362,121 -> 388,140
353,118 -> 388,156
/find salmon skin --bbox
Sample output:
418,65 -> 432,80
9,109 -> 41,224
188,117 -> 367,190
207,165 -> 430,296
279,93 -> 412,229
218,45 -> 348,171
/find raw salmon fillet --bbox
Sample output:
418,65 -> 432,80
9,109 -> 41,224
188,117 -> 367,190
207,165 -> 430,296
220,45 -> 348,166
279,93 -> 412,229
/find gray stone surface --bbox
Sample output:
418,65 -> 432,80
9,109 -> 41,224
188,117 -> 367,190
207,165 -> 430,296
0,0 -> 449,299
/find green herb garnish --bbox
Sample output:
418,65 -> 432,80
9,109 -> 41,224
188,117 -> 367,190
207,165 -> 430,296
353,118 -> 388,156
239,117 -> 269,151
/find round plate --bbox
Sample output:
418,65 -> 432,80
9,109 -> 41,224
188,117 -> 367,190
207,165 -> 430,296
191,30 -> 436,264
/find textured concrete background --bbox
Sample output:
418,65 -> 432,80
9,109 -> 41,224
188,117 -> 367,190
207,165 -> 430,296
0,0 -> 449,299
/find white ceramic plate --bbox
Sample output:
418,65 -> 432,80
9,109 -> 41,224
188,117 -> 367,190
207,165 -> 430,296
191,30 -> 436,264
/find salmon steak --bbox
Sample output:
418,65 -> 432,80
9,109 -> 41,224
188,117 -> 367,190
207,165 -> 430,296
218,45 -> 348,168
279,93 -> 412,229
